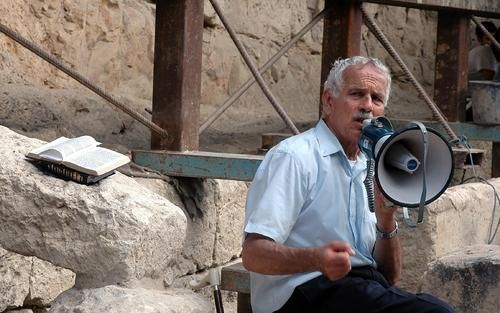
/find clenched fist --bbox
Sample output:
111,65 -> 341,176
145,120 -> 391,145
315,241 -> 356,281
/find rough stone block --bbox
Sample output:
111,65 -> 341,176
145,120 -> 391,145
49,286 -> 211,313
0,246 -> 75,311
0,126 -> 187,288
397,178 -> 500,291
420,244 -> 500,313
138,177 -> 247,277
0,248 -> 31,312
26,257 -> 75,306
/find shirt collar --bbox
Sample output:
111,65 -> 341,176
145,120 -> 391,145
315,119 -> 367,169
315,119 -> 343,157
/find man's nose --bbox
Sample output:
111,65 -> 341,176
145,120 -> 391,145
359,95 -> 373,112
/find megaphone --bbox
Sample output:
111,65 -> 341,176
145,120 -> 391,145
359,117 -> 454,225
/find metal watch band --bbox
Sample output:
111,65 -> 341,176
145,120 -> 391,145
376,221 -> 398,239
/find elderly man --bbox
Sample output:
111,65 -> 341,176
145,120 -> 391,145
242,56 -> 456,313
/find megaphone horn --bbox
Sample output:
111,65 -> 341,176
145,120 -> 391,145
359,117 -> 454,226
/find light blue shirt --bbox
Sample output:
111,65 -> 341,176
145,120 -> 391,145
244,119 -> 377,313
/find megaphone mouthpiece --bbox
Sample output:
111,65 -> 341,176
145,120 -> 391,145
385,142 -> 420,174
362,118 -> 373,128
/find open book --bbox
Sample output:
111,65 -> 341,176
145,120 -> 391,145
27,136 -> 130,176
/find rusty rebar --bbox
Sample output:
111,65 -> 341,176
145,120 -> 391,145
0,21 -> 169,138
471,16 -> 500,51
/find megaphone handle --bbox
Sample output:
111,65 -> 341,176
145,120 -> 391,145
402,121 -> 428,227
364,158 -> 376,212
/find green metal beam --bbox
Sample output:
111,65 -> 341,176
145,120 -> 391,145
133,120 -> 497,181
132,150 -> 264,181
391,119 -> 500,142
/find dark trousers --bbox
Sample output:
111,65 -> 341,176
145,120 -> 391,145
274,266 -> 456,313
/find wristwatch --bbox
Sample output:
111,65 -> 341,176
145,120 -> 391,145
376,221 -> 398,239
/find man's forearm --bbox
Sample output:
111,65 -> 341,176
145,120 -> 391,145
242,234 -> 319,275
373,184 -> 402,285
242,234 -> 355,281
373,218 -> 402,285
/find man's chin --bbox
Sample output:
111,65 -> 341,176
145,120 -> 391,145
351,129 -> 362,141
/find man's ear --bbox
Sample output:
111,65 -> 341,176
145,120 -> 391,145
321,89 -> 333,115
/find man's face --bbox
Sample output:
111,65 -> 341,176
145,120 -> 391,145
322,64 -> 387,152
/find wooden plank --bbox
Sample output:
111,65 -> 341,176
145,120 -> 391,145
363,0 -> 500,18
493,142 -> 500,178
320,0 -> 362,115
237,293 -> 253,313
131,150 -> 264,181
151,0 -> 203,151
433,13 -> 469,122
221,262 -> 250,294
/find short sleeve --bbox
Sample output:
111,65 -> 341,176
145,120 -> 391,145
477,47 -> 497,71
244,151 -> 307,244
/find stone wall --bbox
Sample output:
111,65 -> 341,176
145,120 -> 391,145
0,0 -> 446,140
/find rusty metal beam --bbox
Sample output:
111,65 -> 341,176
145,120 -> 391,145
320,0 -> 362,116
151,0 -> 203,151
434,13 -> 469,122
363,0 -> 500,19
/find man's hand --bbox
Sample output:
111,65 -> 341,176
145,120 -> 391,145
315,241 -> 356,281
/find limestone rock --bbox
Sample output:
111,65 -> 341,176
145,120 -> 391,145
136,177 -> 247,276
397,178 -> 500,291
175,179 -> 247,275
49,286 -> 211,313
0,247 -> 31,312
420,245 -> 500,313
0,0 -> 156,99
26,257 -> 75,306
0,246 -> 75,311
0,126 -> 187,288
0,84 -> 152,150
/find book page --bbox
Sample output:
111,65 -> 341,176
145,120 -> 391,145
27,137 -> 69,160
63,147 -> 130,176
38,136 -> 100,162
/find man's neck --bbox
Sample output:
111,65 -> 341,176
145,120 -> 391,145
345,146 -> 360,160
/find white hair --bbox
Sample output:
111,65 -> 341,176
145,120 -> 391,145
324,56 -> 392,106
